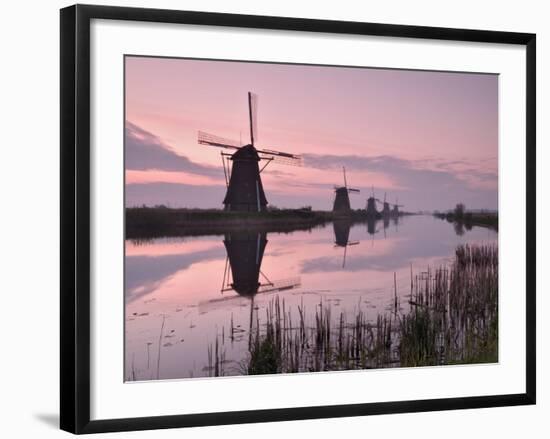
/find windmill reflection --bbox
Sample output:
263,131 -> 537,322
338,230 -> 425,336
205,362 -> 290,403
366,215 -> 401,242
333,219 -> 359,268
366,216 -> 378,237
221,231 -> 269,297
201,230 -> 301,345
383,215 -> 390,237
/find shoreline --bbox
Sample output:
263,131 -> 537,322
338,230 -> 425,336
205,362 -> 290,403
125,206 -> 411,239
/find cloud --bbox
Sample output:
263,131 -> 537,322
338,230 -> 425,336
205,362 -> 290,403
126,169 -> 223,186
304,153 -> 496,190
125,121 -> 220,177
126,182 -> 227,208
126,246 -> 226,303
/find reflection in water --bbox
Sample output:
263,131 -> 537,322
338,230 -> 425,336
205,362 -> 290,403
366,216 -> 378,236
216,231 -> 301,344
383,215 -> 390,232
223,231 -> 267,297
332,219 -> 359,268
125,215 -> 498,380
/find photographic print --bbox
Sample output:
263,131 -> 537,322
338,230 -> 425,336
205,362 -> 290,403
124,56 -> 498,381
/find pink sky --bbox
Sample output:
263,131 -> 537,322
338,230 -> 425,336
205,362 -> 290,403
125,56 -> 498,211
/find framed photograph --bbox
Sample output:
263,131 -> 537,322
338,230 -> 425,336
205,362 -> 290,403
60,4 -> 536,434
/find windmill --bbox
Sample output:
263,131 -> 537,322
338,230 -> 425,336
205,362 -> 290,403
365,186 -> 379,219
390,197 -> 404,217
199,230 -> 301,344
332,167 -> 360,212
375,192 -> 392,218
333,219 -> 359,268
198,92 -> 302,212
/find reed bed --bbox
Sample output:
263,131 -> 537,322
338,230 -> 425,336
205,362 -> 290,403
401,244 -> 498,366
206,244 -> 498,375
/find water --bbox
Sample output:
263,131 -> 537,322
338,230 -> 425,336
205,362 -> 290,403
125,215 -> 497,381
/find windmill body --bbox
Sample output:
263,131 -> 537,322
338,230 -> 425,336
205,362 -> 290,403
222,145 -> 268,212
332,167 -> 359,213
365,189 -> 379,218
198,92 -> 302,212
333,187 -> 352,211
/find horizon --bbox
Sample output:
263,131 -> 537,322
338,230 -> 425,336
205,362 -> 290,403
125,56 -> 498,212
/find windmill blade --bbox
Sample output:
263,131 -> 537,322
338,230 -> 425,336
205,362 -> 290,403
258,149 -> 303,166
197,293 -> 249,314
258,276 -> 301,294
343,167 -> 347,188
347,188 -> 360,193
248,92 -> 259,145
198,277 -> 301,313
198,131 -> 242,149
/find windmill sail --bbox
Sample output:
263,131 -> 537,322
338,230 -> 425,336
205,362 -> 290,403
258,277 -> 301,294
198,131 -> 241,149
258,149 -> 303,166
248,92 -> 259,145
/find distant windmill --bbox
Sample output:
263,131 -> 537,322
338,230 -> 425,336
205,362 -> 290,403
332,167 -> 360,212
390,197 -> 404,217
375,192 -> 392,218
365,186 -> 379,219
198,92 -> 302,212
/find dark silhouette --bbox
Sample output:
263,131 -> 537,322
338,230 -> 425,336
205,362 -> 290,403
332,219 -> 359,268
332,167 -> 360,213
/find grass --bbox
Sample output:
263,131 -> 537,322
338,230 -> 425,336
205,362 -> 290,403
206,243 -> 498,375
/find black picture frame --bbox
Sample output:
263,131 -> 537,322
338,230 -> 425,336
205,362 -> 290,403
60,4 -> 536,434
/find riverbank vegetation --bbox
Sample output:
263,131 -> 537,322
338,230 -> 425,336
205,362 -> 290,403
433,203 -> 498,231
126,206 -> 332,238
125,205 -> 409,239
